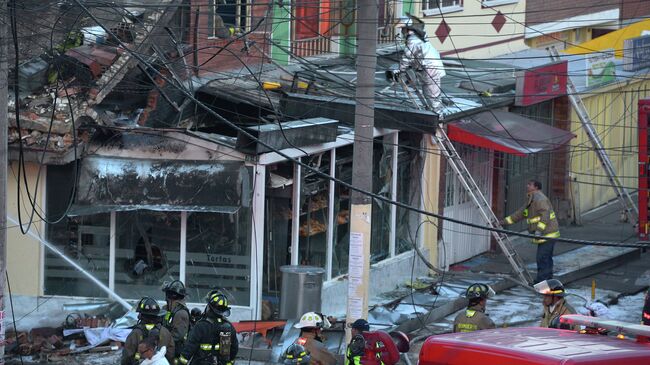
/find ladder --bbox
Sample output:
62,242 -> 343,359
548,46 -> 638,223
395,75 -> 534,286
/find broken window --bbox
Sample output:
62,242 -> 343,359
332,145 -> 352,277
298,153 -> 330,269
397,133 -> 422,254
370,136 -> 393,264
115,211 -> 181,300
185,210 -> 252,306
45,164 -> 111,297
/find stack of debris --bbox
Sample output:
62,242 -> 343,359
4,311 -> 126,362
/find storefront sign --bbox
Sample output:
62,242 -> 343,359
623,34 -> 650,71
515,61 -> 567,106
586,49 -> 616,88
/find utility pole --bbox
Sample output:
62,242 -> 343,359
345,0 -> 377,341
0,0 -> 8,361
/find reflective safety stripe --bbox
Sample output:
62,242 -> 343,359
145,324 -> 155,331
537,221 -> 547,230
523,209 -> 528,217
466,309 -> 476,318
505,216 -> 514,225
457,323 -> 478,332
527,216 -> 541,224
532,231 -> 560,244
200,343 -> 220,351
550,211 -> 556,220
178,355 -> 189,364
134,353 -> 141,360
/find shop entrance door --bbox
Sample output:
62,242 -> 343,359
441,144 -> 493,267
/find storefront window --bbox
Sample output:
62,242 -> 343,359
185,211 -> 252,306
263,161 -> 294,300
298,153 -> 330,268
115,211 -> 181,300
370,136 -> 392,263
397,133 -> 422,254
46,164 -> 111,297
332,145 -> 352,277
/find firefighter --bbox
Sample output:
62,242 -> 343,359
293,312 -> 336,365
162,280 -> 190,360
178,291 -> 238,365
121,297 -> 175,365
390,13 -> 445,113
453,283 -> 496,333
535,279 -> 576,329
282,343 -> 312,365
346,319 -> 370,365
500,180 -> 560,282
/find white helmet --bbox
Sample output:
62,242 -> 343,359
294,312 -> 327,329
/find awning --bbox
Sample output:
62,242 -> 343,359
69,157 -> 251,216
446,110 -> 576,156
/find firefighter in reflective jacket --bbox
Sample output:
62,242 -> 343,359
346,319 -> 372,365
178,291 -> 238,365
293,312 -> 337,365
535,279 -> 576,329
162,280 -> 190,360
121,297 -> 175,365
453,284 -> 496,333
500,180 -> 560,282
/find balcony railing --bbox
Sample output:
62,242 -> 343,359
291,36 -> 332,58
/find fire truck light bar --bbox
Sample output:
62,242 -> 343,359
560,314 -> 650,337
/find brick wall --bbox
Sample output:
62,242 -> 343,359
189,0 -> 270,74
621,0 -> 650,21
526,1 -> 618,26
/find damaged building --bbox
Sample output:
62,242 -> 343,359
6,0 -> 579,353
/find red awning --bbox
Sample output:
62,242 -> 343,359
447,110 -> 576,156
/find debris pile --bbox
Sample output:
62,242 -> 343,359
5,312 -> 125,362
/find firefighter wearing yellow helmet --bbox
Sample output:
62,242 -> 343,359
178,290 -> 238,365
453,284 -> 496,333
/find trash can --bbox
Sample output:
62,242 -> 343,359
279,265 -> 325,320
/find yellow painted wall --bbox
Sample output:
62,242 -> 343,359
6,161 -> 44,296
564,19 -> 650,57
418,0 -> 528,58
422,135 -> 441,267
570,79 -> 650,215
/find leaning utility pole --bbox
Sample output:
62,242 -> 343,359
345,0 -> 377,341
0,0 -> 8,361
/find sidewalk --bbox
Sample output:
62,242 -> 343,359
377,198 -> 643,335
457,198 -> 638,280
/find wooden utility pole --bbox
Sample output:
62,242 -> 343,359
0,0 -> 8,361
345,0 -> 377,341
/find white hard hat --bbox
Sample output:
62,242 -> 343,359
294,312 -> 324,329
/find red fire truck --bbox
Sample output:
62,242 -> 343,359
639,98 -> 650,239
418,315 -> 650,364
